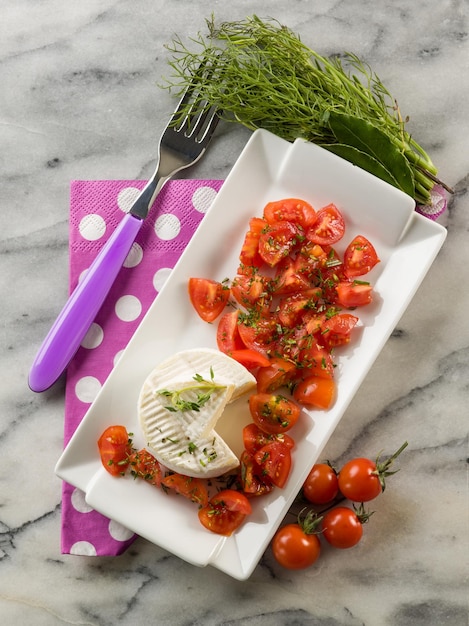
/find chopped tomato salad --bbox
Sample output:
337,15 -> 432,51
189,197 -> 380,411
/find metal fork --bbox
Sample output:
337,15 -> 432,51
29,68 -> 220,393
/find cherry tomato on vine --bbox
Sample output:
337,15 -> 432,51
322,506 -> 365,549
272,511 -> 322,569
303,463 -> 339,505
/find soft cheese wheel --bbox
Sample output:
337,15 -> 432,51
138,348 -> 256,478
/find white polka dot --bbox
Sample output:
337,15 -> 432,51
113,349 -> 125,366
108,519 -> 134,542
192,186 -> 218,214
117,187 -> 141,213
115,294 -> 142,322
70,541 -> 97,556
71,488 -> 94,513
123,242 -> 143,268
153,267 -> 172,292
75,376 -> 102,403
154,213 -> 181,240
81,323 -> 104,349
79,214 -> 106,241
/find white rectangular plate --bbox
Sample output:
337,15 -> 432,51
56,129 -> 446,580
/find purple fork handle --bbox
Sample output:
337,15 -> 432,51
28,212 -> 143,392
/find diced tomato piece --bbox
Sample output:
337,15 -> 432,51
239,217 -> 267,269
319,313 -> 359,349
239,450 -> 274,496
336,281 -> 373,307
294,242 -> 330,282
161,473 -> 209,507
198,489 -> 252,536
216,310 -> 245,354
307,203 -> 345,245
254,442 -> 292,488
272,256 -> 311,295
263,198 -> 316,229
258,221 -> 303,267
128,448 -> 162,487
277,290 -> 322,327
343,235 -> 380,277
97,425 -> 132,477
229,348 -> 271,370
188,277 -> 230,322
293,376 -> 335,409
231,271 -> 271,311
238,315 -> 279,356
249,392 -> 301,434
256,357 -> 297,393
243,423 -> 295,454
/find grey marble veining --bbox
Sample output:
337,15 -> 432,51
1,1 -> 468,624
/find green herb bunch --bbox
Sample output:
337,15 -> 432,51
164,15 -> 450,206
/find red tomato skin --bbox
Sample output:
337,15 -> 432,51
249,393 -> 301,434
303,463 -> 339,505
318,313 -> 359,349
97,425 -> 131,476
161,473 -> 209,507
258,221 -> 302,267
293,376 -> 335,409
306,203 -> 345,245
216,311 -> 245,354
322,507 -> 363,549
343,235 -> 380,278
256,357 -> 297,393
198,490 -> 252,536
254,442 -> 292,488
239,450 -> 274,496
229,349 -> 270,370
263,198 -> 316,229
272,524 -> 321,569
188,278 -> 230,322
336,281 -> 373,308
128,449 -> 162,487
338,458 -> 382,502
242,423 -> 295,454
239,217 -> 267,269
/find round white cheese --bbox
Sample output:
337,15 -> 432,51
138,348 -> 257,478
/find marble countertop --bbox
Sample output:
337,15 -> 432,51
1,1 -> 468,624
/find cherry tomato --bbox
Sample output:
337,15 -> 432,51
231,271 -> 271,311
239,450 -> 274,496
198,489 -> 252,536
258,221 -> 302,267
188,277 -> 230,322
307,203 -> 345,245
249,392 -> 301,434
263,198 -> 316,229
336,281 -> 373,307
338,457 -> 382,502
277,290 -> 322,327
238,315 -> 279,356
272,256 -> 311,295
97,425 -> 132,476
272,522 -> 321,569
303,463 -> 339,504
216,310 -> 245,354
343,235 -> 380,277
128,448 -> 162,487
242,423 -> 295,454
256,357 -> 297,393
293,376 -> 335,409
161,473 -> 209,507
322,506 -> 364,549
254,442 -> 292,488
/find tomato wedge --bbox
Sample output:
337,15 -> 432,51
188,278 -> 230,322
336,281 -> 373,307
229,349 -> 271,370
258,221 -> 302,267
161,473 -> 209,507
319,313 -> 359,349
231,271 -> 271,311
243,423 -> 295,454
256,357 -> 297,393
239,450 -> 275,496
238,315 -> 279,356
198,489 -> 252,535
263,198 -> 316,229
239,217 -> 267,269
97,425 -> 132,476
343,235 -> 380,277
254,442 -> 292,488
307,203 -> 345,245
293,376 -> 335,409
128,448 -> 162,487
249,392 -> 301,434
216,310 -> 245,354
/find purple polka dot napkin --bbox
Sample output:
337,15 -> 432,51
61,179 -> 223,556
